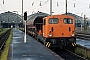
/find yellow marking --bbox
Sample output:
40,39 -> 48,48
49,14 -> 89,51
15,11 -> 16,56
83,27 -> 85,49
74,43 -> 76,46
45,42 -> 51,47
48,43 -> 51,47
72,43 -> 74,47
46,42 -> 49,47
74,42 -> 76,46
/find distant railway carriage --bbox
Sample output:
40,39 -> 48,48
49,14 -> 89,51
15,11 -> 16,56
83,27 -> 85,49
26,14 -> 76,48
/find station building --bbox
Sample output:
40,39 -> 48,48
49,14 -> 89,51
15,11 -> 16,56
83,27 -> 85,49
0,11 -> 23,28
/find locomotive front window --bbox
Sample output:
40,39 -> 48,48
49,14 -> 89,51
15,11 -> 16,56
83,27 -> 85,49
49,18 -> 58,24
64,18 -> 73,24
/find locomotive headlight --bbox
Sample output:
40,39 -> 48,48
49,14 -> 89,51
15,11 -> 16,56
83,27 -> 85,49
49,34 -> 52,37
49,31 -> 52,37
72,34 -> 75,36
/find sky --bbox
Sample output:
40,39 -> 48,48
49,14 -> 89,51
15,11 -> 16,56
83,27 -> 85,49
0,0 -> 90,17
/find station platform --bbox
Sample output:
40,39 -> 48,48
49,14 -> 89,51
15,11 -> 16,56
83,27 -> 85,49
8,28 -> 64,60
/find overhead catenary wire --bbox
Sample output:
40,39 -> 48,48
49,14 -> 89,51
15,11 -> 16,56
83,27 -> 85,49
37,0 -> 76,14
31,0 -> 75,12
34,0 -> 49,12
29,0 -> 49,10
0,4 -> 5,11
70,4 -> 90,13
30,0 -> 90,16
38,0 -> 49,7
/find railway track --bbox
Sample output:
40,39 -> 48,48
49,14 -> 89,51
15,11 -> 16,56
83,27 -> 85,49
76,33 -> 90,40
52,48 -> 88,60
0,29 -> 11,53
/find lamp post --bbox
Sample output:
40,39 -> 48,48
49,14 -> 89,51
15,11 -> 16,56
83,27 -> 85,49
84,15 -> 87,31
50,0 -> 52,15
66,0 -> 67,15
81,13 -> 83,31
22,0 -> 24,27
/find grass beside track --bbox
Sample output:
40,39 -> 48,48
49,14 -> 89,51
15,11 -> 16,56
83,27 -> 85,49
75,45 -> 90,60
0,29 -> 12,60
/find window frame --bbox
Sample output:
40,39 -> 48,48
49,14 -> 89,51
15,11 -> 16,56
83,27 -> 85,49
63,18 -> 73,24
48,18 -> 58,24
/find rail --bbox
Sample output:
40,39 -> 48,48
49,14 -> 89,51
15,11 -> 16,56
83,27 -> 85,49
52,48 -> 87,60
0,29 -> 11,51
76,33 -> 90,40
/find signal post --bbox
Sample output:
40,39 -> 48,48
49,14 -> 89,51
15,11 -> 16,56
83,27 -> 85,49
24,12 -> 27,43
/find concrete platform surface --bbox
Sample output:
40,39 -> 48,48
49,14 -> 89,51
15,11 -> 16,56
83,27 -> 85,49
8,28 -> 64,60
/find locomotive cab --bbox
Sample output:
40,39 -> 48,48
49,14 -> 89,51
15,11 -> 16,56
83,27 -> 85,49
42,15 -> 76,47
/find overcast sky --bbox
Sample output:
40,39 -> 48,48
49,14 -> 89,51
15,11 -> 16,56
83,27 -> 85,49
0,0 -> 90,17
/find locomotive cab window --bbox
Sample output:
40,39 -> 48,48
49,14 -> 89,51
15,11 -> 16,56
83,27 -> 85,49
49,18 -> 58,24
64,18 -> 73,24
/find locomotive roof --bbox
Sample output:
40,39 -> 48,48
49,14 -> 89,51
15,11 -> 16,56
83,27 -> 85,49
26,12 -> 49,25
26,13 -> 74,25
43,14 -> 74,18
28,12 -> 49,20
